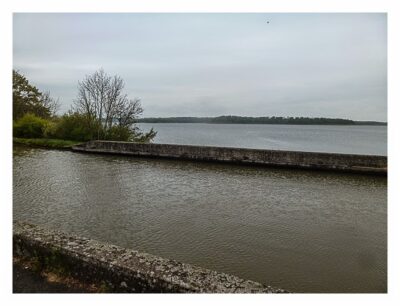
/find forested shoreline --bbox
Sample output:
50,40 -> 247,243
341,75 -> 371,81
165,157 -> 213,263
137,116 -> 386,125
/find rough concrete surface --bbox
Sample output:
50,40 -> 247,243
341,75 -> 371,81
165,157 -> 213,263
13,221 -> 287,293
72,141 -> 387,174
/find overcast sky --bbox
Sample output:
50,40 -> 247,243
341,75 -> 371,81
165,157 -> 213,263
13,13 -> 387,121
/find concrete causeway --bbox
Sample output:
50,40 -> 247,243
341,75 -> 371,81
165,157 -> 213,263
13,221 -> 286,293
72,140 -> 387,174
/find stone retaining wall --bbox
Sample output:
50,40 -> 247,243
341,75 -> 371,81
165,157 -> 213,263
13,222 -> 286,293
72,141 -> 387,174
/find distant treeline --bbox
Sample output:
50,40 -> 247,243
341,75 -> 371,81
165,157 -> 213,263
137,116 -> 387,125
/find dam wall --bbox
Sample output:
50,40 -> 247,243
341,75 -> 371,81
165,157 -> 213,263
72,141 -> 387,174
13,221 -> 285,293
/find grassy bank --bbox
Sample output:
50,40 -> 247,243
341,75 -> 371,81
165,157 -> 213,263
13,138 -> 83,149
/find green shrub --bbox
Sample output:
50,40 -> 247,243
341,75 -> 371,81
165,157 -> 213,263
52,112 -> 98,141
43,119 -> 58,138
104,125 -> 132,141
130,126 -> 157,143
13,111 -> 156,143
13,113 -> 49,138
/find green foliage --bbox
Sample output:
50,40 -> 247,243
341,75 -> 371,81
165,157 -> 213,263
13,113 -> 49,138
51,112 -> 98,142
104,125 -> 157,142
74,69 -> 157,142
104,125 -> 132,141
51,111 -> 156,143
13,70 -> 157,144
13,112 -> 157,144
42,120 -> 58,139
131,127 -> 157,143
13,70 -> 51,120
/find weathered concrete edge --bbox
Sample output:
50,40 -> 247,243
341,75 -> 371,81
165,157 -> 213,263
13,221 -> 287,293
72,141 -> 387,175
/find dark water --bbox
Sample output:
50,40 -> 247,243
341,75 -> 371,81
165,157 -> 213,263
13,146 -> 387,293
139,123 -> 387,156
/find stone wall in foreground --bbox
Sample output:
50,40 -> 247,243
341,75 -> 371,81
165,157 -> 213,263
72,141 -> 387,174
13,222 -> 286,293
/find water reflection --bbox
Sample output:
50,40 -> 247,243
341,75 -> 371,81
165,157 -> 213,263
13,146 -> 387,293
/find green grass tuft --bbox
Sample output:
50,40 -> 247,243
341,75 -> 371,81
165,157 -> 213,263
13,138 -> 82,149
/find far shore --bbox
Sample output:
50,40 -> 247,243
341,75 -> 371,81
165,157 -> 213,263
136,116 -> 387,126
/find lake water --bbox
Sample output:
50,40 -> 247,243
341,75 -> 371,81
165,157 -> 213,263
13,145 -> 387,293
139,123 -> 387,156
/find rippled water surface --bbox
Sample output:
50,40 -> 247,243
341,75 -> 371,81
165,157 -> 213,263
13,146 -> 387,292
139,123 -> 387,155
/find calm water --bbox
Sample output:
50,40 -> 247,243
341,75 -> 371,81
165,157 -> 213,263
139,123 -> 387,155
13,146 -> 387,293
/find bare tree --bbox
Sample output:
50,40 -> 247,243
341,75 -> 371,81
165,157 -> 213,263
74,69 -> 155,141
41,91 -> 60,117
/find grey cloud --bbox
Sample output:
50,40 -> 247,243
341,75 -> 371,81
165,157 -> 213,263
13,13 -> 387,120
